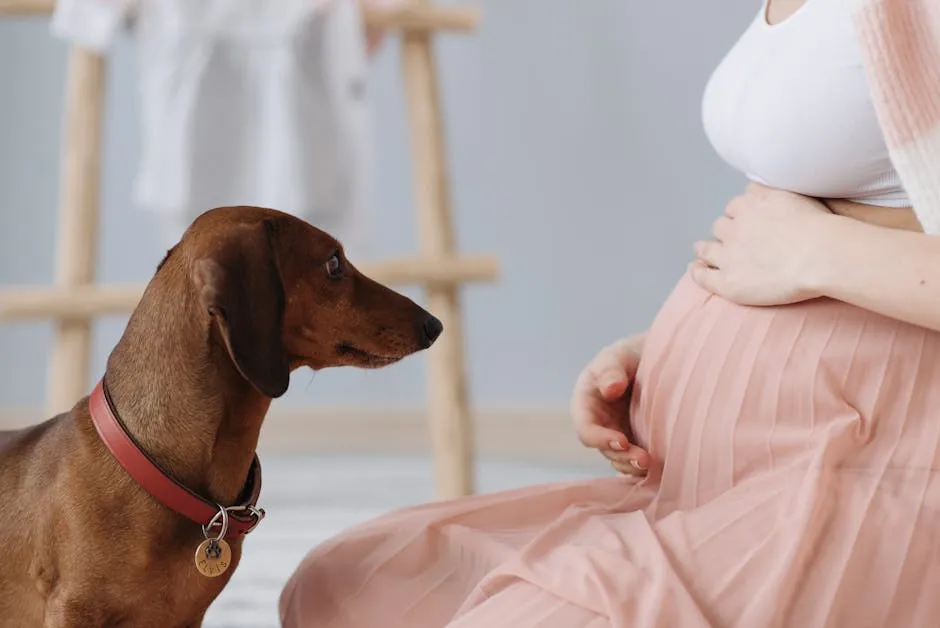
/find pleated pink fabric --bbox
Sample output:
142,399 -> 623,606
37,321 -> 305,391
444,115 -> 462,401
279,272 -> 940,627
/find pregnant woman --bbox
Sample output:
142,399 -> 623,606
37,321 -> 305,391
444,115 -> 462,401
280,1 -> 940,625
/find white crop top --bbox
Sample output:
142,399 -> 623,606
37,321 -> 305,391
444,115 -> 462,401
701,0 -> 909,207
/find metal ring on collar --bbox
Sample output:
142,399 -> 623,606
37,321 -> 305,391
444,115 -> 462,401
202,504 -> 230,542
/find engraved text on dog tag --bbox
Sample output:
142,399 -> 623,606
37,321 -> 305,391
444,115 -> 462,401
194,538 -> 232,577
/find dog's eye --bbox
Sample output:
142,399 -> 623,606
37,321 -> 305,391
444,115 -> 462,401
325,253 -> 343,279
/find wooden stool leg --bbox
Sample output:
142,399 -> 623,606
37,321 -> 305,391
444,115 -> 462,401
401,20 -> 475,499
46,48 -> 106,416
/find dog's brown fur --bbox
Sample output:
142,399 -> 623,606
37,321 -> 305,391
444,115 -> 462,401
0,206 -> 443,627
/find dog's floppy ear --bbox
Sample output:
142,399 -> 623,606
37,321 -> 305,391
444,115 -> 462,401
192,218 -> 290,398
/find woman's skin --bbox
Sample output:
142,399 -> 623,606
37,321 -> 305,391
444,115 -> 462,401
765,0 -> 812,25
691,186 -> 940,330
571,0 -> 930,477
570,333 -> 648,476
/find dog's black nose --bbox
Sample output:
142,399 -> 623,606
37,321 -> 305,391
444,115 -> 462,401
420,315 -> 444,348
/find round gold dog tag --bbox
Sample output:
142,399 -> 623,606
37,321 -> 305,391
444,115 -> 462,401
194,538 -> 232,578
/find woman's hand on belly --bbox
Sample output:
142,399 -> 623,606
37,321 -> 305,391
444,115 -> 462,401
690,182 -> 832,306
571,335 -> 651,476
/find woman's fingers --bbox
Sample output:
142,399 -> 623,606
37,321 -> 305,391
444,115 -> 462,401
607,455 -> 648,476
693,240 -> 723,268
577,420 -> 631,451
597,374 -> 629,401
582,423 -> 652,474
600,444 -> 650,473
591,341 -> 641,402
571,337 -> 651,475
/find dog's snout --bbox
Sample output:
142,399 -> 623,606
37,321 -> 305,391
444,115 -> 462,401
419,314 -> 443,349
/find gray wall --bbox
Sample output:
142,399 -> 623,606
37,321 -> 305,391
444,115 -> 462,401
0,1 -> 755,411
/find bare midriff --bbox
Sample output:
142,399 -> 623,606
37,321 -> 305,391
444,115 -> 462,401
823,199 -> 922,232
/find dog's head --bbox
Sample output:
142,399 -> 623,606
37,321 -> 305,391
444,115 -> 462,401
165,206 -> 442,398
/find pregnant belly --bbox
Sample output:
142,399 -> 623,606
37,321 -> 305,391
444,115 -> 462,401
824,198 -> 920,231
627,270 -> 940,506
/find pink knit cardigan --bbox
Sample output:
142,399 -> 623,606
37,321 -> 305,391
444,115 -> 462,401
855,0 -> 940,233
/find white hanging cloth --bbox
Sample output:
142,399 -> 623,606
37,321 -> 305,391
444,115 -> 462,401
51,0 -> 376,254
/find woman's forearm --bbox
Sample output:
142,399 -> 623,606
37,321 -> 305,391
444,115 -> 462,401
806,213 -> 940,332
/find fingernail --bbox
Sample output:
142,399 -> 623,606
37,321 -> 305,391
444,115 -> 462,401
609,440 -> 625,451
629,459 -> 647,471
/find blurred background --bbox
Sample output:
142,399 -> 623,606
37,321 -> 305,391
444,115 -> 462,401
0,0 -> 755,625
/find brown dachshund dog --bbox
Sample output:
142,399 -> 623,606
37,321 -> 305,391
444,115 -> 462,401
0,206 -> 443,627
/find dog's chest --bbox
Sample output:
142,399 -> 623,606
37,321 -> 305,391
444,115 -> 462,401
47,539 -> 245,626
142,545 -> 245,622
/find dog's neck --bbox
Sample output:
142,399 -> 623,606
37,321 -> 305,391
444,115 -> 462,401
101,268 -> 271,505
